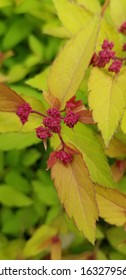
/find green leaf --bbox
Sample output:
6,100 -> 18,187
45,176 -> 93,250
21,149 -> 41,167
5,170 -> 30,194
26,67 -> 50,92
0,132 -> 40,151
53,0 -> 91,35
0,0 -> 12,8
2,208 -> 40,236
110,0 -> 126,28
51,154 -> 98,244
88,68 -> 125,146
0,185 -> 33,207
2,17 -> 32,50
28,35 -> 44,58
8,64 -> 29,83
48,15 -> 100,109
106,227 -> 126,255
57,123 -> 115,187
23,225 -> 57,257
32,180 -> 59,206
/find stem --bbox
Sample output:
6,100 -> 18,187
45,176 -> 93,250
31,110 -> 46,118
58,133 -> 65,148
101,0 -> 110,17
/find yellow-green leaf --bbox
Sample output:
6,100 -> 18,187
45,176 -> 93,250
121,110 -> 126,134
96,185 -> 126,226
0,97 -> 45,133
57,123 -> 115,187
53,0 -> 91,35
51,154 -> 98,244
23,225 -> 57,257
106,227 -> 126,255
110,0 -> 126,28
48,15 -> 100,109
89,68 -> 125,146
105,138 -> 126,158
42,20 -> 70,38
76,0 -> 101,14
0,185 -> 33,207
97,18 -> 121,53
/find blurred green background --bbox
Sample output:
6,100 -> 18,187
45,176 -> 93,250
0,0 -> 126,260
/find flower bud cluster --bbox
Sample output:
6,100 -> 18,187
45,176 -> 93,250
91,39 -> 123,74
16,103 -> 32,124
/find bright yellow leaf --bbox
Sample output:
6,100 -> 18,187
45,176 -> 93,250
48,15 -> 100,109
53,0 -> 91,35
96,185 -> 126,226
110,0 -> 126,28
121,110 -> 126,134
106,138 -> 126,158
89,68 -> 125,146
76,0 -> 101,14
51,154 -> 98,244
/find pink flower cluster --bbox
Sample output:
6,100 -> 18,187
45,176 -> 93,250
91,39 -> 123,74
16,103 -> 32,124
35,106 -> 80,142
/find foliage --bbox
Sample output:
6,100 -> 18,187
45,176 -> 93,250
0,0 -> 126,259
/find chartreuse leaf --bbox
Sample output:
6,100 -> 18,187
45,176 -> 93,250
26,67 -> 50,92
58,123 -> 115,187
0,0 -> 12,7
106,227 -> 126,256
97,18 -> 121,53
0,132 -> 40,151
53,0 -> 91,35
0,96 -> 44,133
48,15 -> 100,109
28,35 -> 44,59
121,111 -> 126,134
32,180 -> 59,206
76,0 -> 101,14
51,154 -> 98,244
89,68 -> 125,146
42,20 -> 70,38
110,0 -> 126,28
2,17 -> 32,50
23,225 -> 57,257
0,185 -> 33,207
96,185 -> 126,226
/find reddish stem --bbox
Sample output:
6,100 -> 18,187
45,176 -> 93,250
58,133 -> 65,148
31,110 -> 46,118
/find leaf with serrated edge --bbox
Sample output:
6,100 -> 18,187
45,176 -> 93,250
58,123 -> 115,187
89,68 -> 125,146
53,0 -> 91,35
96,185 -> 126,226
48,15 -> 100,109
51,154 -> 98,244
